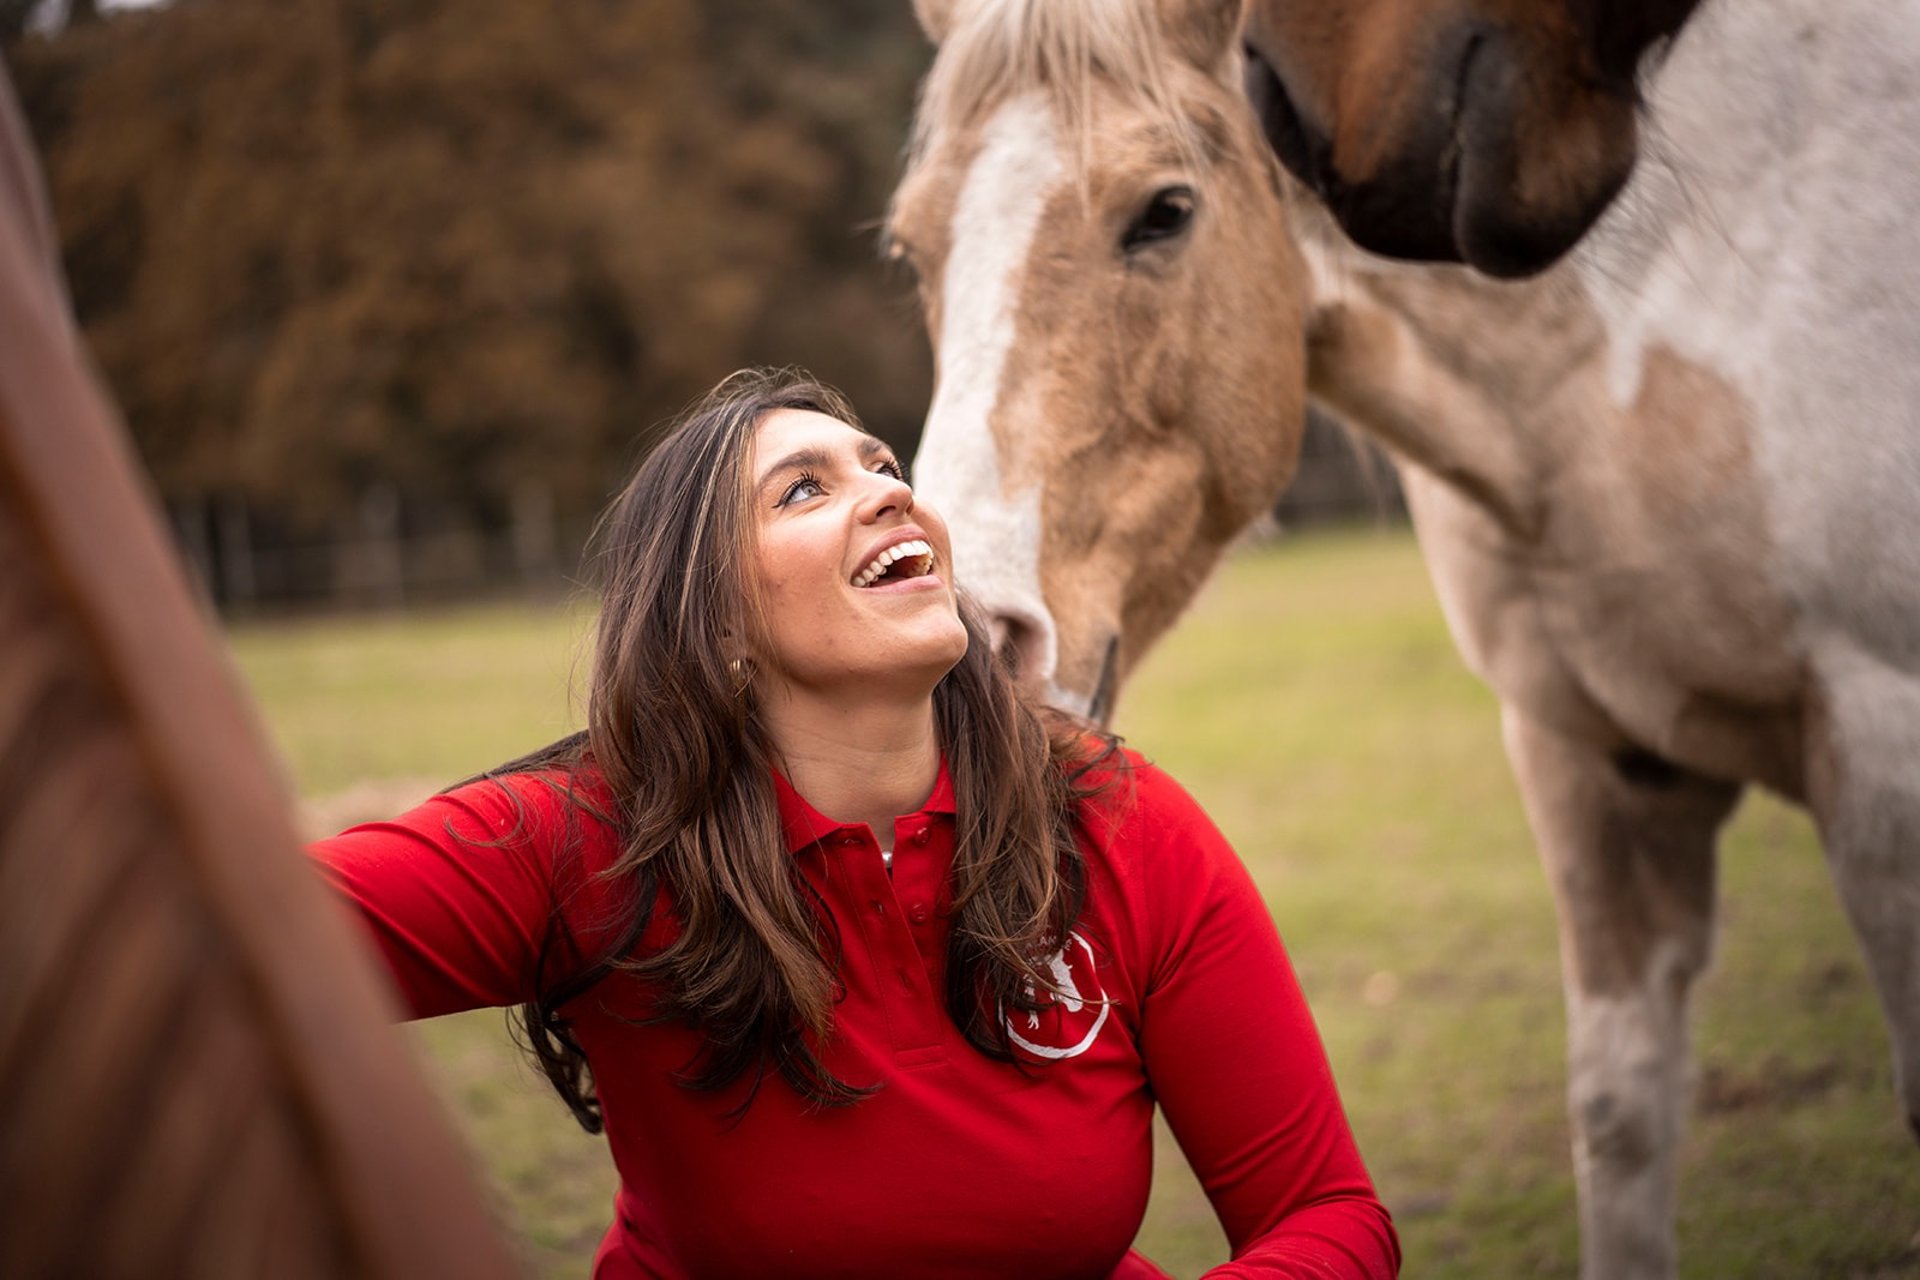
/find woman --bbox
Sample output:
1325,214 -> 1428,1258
312,369 -> 1400,1279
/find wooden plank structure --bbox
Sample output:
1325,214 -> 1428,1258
0,59 -> 523,1278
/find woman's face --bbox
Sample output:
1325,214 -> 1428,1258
746,408 -> 968,700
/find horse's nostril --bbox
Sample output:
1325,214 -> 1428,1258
988,615 -> 1012,654
989,614 -> 1044,686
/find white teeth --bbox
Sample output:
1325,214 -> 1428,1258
853,539 -> 933,587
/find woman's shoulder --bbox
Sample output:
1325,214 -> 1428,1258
402,763 -> 622,871
446,763 -> 617,822
310,763 -> 611,856
1068,745 -> 1242,893
1071,744 -> 1212,833
1068,746 -> 1269,982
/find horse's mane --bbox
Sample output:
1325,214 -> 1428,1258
910,0 -> 1217,167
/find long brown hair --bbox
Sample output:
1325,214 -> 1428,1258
500,368 -> 1115,1129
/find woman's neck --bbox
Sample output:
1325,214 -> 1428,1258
759,691 -> 940,852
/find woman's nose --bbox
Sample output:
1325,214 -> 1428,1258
857,471 -> 915,521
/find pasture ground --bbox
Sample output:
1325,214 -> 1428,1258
233,528 -> 1920,1279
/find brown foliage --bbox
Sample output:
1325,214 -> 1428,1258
7,0 -> 932,531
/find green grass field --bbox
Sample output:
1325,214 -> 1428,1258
231,529 -> 1920,1278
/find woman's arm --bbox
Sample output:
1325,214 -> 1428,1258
308,774 -> 599,1019
1129,765 -> 1401,1279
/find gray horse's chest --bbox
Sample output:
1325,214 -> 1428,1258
1406,456 -> 1808,798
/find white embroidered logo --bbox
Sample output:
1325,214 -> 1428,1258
1006,930 -> 1109,1060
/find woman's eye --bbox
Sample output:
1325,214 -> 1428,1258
877,458 -> 907,483
1121,185 -> 1195,253
778,475 -> 825,506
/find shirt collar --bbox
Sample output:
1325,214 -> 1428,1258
772,756 -> 957,853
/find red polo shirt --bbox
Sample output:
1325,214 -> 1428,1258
311,752 -> 1398,1278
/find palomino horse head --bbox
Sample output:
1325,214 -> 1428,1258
895,0 -> 1305,721
1242,0 -> 1702,277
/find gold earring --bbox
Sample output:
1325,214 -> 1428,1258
728,656 -> 755,696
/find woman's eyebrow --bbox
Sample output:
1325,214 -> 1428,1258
757,438 -> 896,493
756,446 -> 834,493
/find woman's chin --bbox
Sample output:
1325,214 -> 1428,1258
875,601 -> 971,678
877,631 -> 970,701
766,628 -> 969,709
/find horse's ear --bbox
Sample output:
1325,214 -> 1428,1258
914,0 -> 957,44
1159,0 -> 1247,75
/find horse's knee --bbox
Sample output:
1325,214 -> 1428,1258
1565,996 -> 1684,1178
1575,1086 -> 1660,1173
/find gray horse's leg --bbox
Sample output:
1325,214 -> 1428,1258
1503,708 -> 1742,1280
1807,642 -> 1920,1140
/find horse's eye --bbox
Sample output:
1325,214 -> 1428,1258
883,231 -> 920,274
1121,186 -> 1195,252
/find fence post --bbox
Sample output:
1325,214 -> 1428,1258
333,481 -> 405,608
216,493 -> 256,612
511,478 -> 558,593
172,497 -> 213,603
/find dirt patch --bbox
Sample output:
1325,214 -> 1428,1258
1823,1241 -> 1920,1279
1389,1190 -> 1454,1220
1803,958 -> 1860,1000
1696,1055 -> 1849,1115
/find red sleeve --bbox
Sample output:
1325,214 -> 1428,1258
307,772 -> 614,1019
1124,762 -> 1401,1278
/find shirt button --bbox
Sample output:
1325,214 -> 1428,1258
911,828 -> 931,847
869,899 -> 886,915
910,904 -> 929,924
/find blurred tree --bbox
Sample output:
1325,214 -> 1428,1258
0,1 -> 39,42
1,0 -> 96,44
689,0 -> 935,451
7,0 -> 934,570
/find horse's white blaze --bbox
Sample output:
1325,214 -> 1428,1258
912,93 -> 1063,685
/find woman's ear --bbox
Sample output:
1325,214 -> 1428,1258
720,625 -> 758,695
727,655 -> 757,698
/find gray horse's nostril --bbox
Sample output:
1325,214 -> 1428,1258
988,613 -> 1046,686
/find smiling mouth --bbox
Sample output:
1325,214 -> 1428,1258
852,539 -> 936,588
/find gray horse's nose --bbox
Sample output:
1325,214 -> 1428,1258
987,606 -> 1054,688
